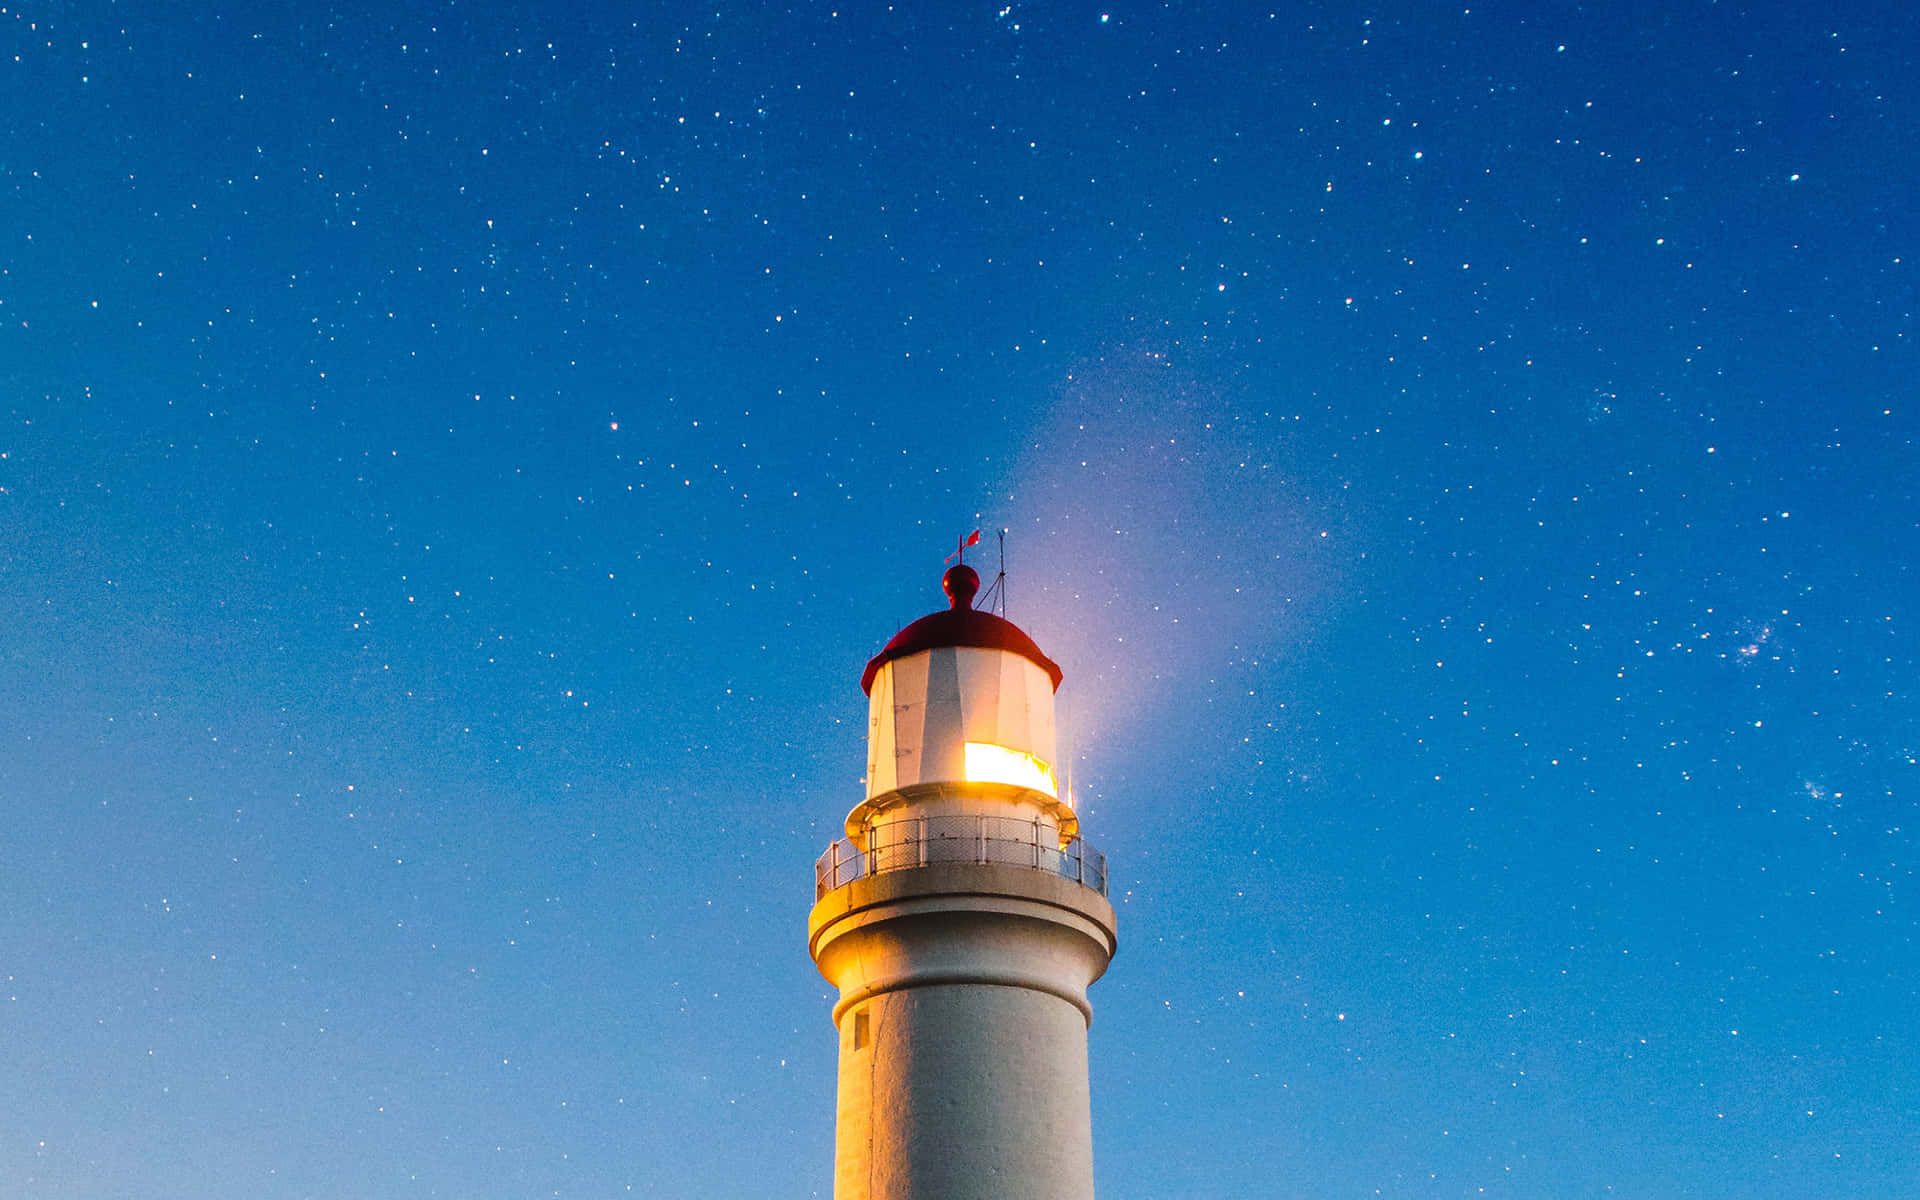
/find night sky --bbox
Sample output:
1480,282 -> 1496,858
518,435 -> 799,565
4,2 -> 1916,1197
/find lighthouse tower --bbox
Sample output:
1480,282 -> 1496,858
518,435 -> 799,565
808,561 -> 1118,1200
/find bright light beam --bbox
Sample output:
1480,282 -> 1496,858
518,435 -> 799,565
965,741 -> 1059,799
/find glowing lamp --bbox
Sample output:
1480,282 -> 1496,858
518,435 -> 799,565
964,741 -> 1058,799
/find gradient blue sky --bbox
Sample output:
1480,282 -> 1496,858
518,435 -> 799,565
3,2 -> 1915,1197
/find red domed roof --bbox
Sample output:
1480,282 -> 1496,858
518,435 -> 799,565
861,568 -> 1063,693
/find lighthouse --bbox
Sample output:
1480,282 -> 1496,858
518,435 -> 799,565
808,558 -> 1118,1200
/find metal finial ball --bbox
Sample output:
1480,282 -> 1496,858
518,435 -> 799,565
942,564 -> 980,610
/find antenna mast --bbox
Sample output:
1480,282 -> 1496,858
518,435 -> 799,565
977,528 -> 1009,616
997,528 -> 1007,617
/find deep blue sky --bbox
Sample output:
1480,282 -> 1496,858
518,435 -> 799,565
4,2 -> 1915,1197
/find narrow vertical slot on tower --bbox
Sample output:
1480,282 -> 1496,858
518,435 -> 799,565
851,1008 -> 870,1051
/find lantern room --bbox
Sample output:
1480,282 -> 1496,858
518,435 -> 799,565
848,563 -> 1076,845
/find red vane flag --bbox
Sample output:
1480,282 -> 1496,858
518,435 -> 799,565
946,528 -> 982,564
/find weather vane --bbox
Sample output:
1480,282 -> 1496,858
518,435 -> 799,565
945,528 -> 981,565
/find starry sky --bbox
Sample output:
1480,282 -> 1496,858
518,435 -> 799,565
3,2 -> 1916,1197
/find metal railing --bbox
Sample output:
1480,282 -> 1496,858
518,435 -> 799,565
814,813 -> 1108,901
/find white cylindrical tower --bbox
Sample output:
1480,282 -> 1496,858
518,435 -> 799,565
809,563 -> 1117,1200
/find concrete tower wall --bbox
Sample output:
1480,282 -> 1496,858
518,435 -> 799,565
810,864 -> 1117,1200
835,984 -> 1094,1200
